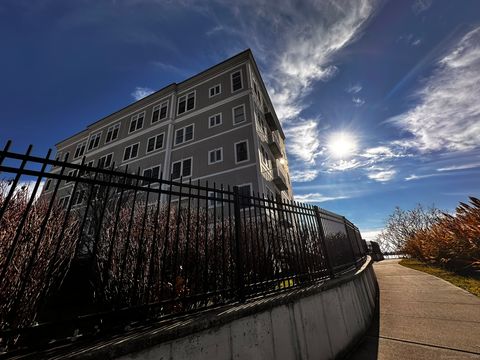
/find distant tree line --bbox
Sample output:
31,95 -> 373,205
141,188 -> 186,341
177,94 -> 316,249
376,197 -> 480,272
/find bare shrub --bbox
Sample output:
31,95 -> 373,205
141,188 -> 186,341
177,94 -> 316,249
0,180 -> 80,331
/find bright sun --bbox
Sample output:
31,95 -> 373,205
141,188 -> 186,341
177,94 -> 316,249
327,132 -> 357,158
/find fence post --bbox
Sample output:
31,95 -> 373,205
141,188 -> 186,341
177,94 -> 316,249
342,216 -> 358,265
313,206 -> 335,279
233,186 -> 245,302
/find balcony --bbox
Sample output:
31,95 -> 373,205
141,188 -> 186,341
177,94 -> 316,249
272,159 -> 289,191
264,112 -> 278,131
267,130 -> 283,158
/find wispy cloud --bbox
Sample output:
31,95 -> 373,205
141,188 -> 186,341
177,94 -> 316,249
405,173 -> 441,181
294,192 -> 348,203
209,0 -> 380,180
367,168 -> 396,182
352,97 -> 365,106
290,169 -> 319,183
283,119 -> 322,163
437,162 -> 480,172
131,86 -> 155,101
390,26 -> 480,153
346,83 -> 362,94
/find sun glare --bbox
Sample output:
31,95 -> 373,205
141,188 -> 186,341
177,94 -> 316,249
327,132 -> 357,158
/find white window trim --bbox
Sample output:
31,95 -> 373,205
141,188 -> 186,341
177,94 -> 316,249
231,70 -> 244,93
87,132 -> 102,152
208,83 -> 222,98
105,123 -> 120,144
176,90 -> 196,116
174,124 -> 195,146
151,100 -> 169,124
237,182 -> 253,208
74,141 -> 87,159
171,157 -> 193,180
98,152 -> 114,168
207,190 -> 224,208
146,132 -> 165,153
232,104 -> 246,125
142,164 -> 162,185
208,113 -> 223,128
123,142 -> 140,162
234,139 -> 250,164
208,147 -> 223,165
129,112 -> 145,134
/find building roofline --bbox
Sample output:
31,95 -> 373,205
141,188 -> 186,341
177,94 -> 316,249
55,49 -> 287,146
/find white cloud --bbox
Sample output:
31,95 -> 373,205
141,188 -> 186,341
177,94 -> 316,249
437,162 -> 480,172
131,86 -> 154,101
294,192 -> 348,203
390,26 -> 480,153
352,97 -> 365,106
404,173 -> 439,181
290,169 -> 319,182
361,229 -> 382,241
209,0 -> 380,181
346,83 -> 362,94
367,168 -> 396,182
283,119 -> 322,163
328,159 -> 361,172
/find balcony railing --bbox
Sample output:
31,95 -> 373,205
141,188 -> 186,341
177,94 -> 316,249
267,130 -> 283,158
273,159 -> 289,191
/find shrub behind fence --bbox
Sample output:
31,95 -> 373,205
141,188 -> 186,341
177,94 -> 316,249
0,142 -> 366,353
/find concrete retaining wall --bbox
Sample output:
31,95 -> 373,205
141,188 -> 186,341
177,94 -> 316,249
115,259 -> 377,360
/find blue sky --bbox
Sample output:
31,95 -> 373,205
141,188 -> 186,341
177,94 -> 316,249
1,0 -> 479,239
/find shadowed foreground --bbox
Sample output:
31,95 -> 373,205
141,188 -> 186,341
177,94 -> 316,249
350,259 -> 480,360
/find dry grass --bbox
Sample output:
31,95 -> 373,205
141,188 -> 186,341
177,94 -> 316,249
399,259 -> 480,297
403,197 -> 480,272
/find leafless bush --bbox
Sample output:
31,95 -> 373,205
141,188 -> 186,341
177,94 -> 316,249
0,180 -> 80,332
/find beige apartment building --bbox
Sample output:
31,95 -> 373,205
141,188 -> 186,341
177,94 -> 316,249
45,49 -> 293,203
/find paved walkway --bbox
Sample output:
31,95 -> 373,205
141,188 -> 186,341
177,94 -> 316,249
350,259 -> 480,359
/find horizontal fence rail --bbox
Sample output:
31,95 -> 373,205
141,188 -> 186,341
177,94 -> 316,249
0,142 -> 367,355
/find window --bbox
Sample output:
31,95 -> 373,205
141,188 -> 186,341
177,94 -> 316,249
59,196 -> 70,209
235,140 -> 249,163
152,101 -> 168,124
98,153 -> 113,169
44,179 -> 52,191
55,153 -> 62,162
265,186 -> 275,200
87,132 -> 102,151
238,184 -> 251,208
72,190 -> 85,206
142,165 -> 161,185
106,123 -> 120,143
177,91 -> 195,115
74,141 -> 87,159
208,191 -> 224,208
129,112 -> 144,133
147,133 -> 164,153
208,113 -> 222,128
171,158 -> 192,180
209,84 -> 221,98
123,143 -> 139,161
231,70 -> 243,92
232,104 -> 246,125
64,152 -> 70,161
66,169 -> 78,184
174,124 -> 194,145
260,146 -> 270,167
208,147 -> 223,164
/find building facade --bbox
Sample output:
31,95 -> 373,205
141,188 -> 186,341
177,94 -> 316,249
45,49 -> 293,203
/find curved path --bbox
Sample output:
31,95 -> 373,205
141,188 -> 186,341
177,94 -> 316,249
350,259 -> 480,359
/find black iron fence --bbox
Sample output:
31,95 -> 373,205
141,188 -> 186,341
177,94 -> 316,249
0,141 -> 366,355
